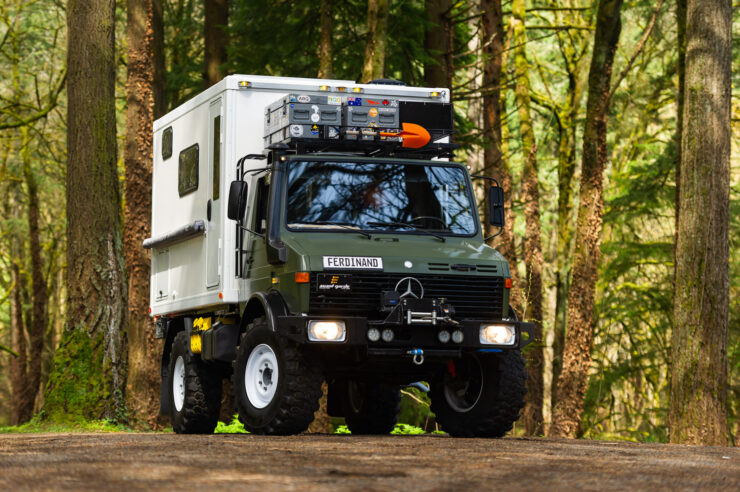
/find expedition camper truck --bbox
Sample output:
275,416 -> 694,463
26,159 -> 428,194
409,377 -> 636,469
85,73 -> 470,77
145,75 -> 533,437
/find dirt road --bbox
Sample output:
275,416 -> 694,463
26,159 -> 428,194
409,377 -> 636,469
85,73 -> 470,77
0,433 -> 738,491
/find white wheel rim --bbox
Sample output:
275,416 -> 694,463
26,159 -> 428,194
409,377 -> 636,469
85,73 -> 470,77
245,343 -> 279,409
173,355 -> 185,412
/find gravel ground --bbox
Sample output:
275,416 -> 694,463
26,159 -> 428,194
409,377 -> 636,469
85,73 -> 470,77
0,433 -> 738,491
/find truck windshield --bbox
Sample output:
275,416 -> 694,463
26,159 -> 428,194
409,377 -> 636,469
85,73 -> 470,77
286,160 -> 477,235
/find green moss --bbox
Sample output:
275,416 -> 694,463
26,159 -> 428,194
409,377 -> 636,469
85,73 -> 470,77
0,416 -> 133,434
41,329 -> 112,422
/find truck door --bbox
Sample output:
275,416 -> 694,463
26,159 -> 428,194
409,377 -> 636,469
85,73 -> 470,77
206,99 -> 222,288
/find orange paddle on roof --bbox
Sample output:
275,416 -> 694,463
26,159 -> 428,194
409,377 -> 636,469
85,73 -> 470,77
379,122 -> 431,149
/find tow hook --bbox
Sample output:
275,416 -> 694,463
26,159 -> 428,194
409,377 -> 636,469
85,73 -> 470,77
407,348 -> 424,365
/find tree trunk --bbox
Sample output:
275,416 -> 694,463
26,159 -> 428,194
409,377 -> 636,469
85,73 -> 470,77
43,0 -> 128,422
550,0 -> 622,438
152,0 -> 166,118
307,382 -> 331,433
10,252 -> 31,425
317,0 -> 333,79
361,0 -> 389,82
669,0 -> 730,446
21,126 -> 47,419
125,0 -> 162,429
204,0 -> 228,88
481,2 -> 521,311
424,0 -> 453,89
510,0 -> 543,436
552,16 -> 589,407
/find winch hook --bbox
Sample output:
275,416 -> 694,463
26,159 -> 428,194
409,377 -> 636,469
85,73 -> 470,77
407,348 -> 425,365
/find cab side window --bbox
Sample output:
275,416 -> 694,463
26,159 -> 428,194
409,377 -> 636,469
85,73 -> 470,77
253,177 -> 269,234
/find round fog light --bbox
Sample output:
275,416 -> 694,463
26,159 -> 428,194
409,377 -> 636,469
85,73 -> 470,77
367,328 -> 381,342
438,330 -> 450,343
451,330 -> 464,343
381,329 -> 395,342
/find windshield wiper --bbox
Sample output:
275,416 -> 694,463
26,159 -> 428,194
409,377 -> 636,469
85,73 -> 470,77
366,221 -> 446,242
290,221 -> 372,239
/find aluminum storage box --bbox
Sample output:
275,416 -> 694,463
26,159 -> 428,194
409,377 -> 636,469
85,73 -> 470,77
264,93 -> 342,144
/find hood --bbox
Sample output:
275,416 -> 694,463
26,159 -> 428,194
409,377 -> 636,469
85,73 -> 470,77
281,231 -> 509,276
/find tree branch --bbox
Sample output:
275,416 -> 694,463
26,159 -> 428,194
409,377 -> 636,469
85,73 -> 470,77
607,0 -> 664,104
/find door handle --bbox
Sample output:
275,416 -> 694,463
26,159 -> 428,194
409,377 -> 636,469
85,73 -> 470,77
207,199 -> 212,221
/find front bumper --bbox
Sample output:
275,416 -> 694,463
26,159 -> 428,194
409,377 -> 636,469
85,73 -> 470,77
275,315 -> 534,354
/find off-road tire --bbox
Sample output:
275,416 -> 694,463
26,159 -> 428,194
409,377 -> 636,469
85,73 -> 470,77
341,381 -> 401,435
430,350 -> 527,438
168,331 -> 222,434
233,318 -> 323,435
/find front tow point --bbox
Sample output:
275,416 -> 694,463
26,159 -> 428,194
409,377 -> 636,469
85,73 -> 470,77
407,348 -> 425,365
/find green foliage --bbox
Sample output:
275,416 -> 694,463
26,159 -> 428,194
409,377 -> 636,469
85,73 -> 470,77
164,0 -> 205,109
214,415 -> 249,434
334,423 -> 442,435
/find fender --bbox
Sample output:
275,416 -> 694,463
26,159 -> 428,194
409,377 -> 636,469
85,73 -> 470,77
241,290 -> 289,332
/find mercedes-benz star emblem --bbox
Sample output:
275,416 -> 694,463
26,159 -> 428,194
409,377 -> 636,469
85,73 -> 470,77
395,277 -> 424,299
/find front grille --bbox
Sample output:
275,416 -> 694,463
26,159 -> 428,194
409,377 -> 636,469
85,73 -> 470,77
309,272 -> 504,320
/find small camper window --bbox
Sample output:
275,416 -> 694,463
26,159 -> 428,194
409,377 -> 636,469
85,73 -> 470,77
178,144 -> 199,196
162,127 -> 173,160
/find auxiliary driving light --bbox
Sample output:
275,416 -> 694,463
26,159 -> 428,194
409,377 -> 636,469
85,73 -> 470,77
438,330 -> 451,343
367,328 -> 381,342
480,324 -> 516,346
308,320 -> 346,342
381,329 -> 395,342
451,330 -> 464,344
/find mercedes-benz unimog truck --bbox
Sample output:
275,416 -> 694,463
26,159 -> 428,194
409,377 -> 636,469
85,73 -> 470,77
145,75 -> 533,437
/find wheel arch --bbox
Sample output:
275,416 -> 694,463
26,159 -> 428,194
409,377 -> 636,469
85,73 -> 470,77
240,290 -> 289,333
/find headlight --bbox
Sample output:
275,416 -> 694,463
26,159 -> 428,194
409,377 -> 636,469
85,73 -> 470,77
308,320 -> 346,342
480,324 -> 516,346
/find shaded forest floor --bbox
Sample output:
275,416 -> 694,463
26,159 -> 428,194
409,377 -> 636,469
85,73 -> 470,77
0,433 -> 738,491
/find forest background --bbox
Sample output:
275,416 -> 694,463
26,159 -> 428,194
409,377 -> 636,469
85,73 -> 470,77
0,0 -> 737,445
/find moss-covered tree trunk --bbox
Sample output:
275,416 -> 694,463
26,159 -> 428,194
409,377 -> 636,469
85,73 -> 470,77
551,9 -> 589,401
125,0 -> 162,429
669,0 -> 730,446
204,0 -> 228,88
43,0 -> 128,422
361,0 -> 389,82
22,126 -> 48,422
550,0 -> 622,438
511,0 -> 543,436
317,0 -> 333,79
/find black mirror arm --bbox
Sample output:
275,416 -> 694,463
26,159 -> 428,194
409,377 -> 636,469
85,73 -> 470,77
484,226 -> 504,242
470,174 -> 501,188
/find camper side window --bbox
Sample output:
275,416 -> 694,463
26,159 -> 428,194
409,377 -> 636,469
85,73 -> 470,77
178,144 -> 199,196
162,127 -> 173,160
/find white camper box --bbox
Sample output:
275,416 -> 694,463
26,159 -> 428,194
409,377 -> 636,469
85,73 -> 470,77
147,75 -> 450,317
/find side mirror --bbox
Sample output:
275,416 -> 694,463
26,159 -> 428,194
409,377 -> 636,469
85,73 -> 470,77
488,186 -> 505,228
227,181 -> 249,220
